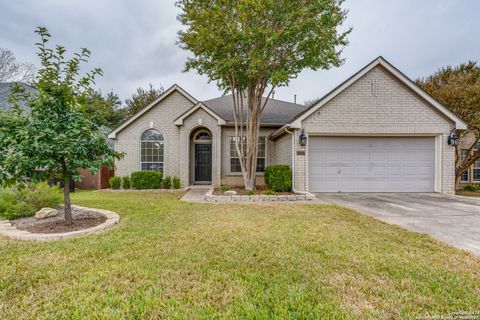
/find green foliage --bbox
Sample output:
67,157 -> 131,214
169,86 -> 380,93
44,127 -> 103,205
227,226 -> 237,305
463,184 -> 479,192
124,84 -> 164,117
261,190 -> 276,196
0,27 -> 123,222
172,176 -> 181,189
0,182 -> 62,220
264,165 -> 292,192
131,171 -> 163,189
109,176 -> 122,190
83,90 -> 127,128
416,62 -> 480,181
220,185 -> 230,193
163,176 -> 172,189
122,176 -> 131,189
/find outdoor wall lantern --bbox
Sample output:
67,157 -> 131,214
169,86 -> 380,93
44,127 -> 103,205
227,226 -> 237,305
299,129 -> 307,147
448,130 -> 459,147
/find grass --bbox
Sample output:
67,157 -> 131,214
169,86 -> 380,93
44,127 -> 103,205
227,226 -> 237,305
0,191 -> 479,319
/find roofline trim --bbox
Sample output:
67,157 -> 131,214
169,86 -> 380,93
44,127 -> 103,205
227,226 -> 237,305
108,84 -> 198,139
290,56 -> 467,130
174,102 -> 227,126
269,124 -> 291,140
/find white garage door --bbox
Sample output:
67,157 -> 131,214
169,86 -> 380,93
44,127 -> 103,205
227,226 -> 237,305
308,137 -> 435,192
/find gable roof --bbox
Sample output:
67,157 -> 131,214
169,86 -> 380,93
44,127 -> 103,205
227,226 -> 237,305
174,102 -> 226,126
289,56 -> 467,130
108,84 -> 198,139
202,95 -> 309,126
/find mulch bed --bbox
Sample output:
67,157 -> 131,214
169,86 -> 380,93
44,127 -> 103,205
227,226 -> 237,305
13,207 -> 107,234
213,186 -> 295,196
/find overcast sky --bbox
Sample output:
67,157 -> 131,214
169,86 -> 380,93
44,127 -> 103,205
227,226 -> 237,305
1,0 -> 479,104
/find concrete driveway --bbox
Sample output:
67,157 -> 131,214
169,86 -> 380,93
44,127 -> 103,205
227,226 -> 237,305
316,193 -> 480,256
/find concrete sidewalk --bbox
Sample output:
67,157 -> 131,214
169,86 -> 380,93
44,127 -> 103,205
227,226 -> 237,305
180,187 -> 210,202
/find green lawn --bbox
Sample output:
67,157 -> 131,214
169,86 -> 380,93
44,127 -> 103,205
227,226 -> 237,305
1,192 -> 479,319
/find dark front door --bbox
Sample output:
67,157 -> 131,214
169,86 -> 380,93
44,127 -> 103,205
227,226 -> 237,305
195,144 -> 212,182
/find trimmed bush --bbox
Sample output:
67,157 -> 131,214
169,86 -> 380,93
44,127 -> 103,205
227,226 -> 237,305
131,171 -> 163,189
264,165 -> 292,192
463,184 -> 478,192
122,176 -> 131,189
173,177 -> 181,189
0,182 -> 62,220
109,176 -> 122,190
220,185 -> 230,193
163,176 -> 172,189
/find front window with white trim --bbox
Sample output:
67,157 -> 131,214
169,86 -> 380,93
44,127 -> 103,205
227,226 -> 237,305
229,136 -> 266,173
140,129 -> 164,172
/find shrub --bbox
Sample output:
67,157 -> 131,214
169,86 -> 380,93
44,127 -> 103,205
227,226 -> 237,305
245,190 -> 255,196
122,176 -> 131,189
163,176 -> 172,189
0,182 -> 62,220
264,165 -> 292,192
173,177 -> 181,189
463,184 -> 478,192
220,185 -> 230,193
109,176 -> 122,190
131,171 -> 163,189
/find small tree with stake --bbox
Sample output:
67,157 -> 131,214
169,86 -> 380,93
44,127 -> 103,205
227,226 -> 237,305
0,27 -> 123,224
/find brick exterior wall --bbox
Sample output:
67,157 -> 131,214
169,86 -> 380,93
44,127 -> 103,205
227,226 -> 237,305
113,89 -> 275,188
272,133 -> 292,166
295,65 -> 456,194
114,91 -> 195,186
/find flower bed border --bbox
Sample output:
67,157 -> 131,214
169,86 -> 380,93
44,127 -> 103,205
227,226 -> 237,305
0,205 -> 119,241
204,188 -> 316,203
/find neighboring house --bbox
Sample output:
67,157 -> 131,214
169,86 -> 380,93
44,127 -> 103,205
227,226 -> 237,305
0,82 -> 114,190
458,132 -> 480,184
108,56 -> 467,194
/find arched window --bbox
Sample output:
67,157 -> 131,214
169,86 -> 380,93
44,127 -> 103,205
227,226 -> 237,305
140,129 -> 164,171
193,130 -> 211,143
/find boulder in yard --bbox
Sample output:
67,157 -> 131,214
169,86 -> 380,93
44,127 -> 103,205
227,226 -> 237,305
35,208 -> 60,220
224,190 -> 237,195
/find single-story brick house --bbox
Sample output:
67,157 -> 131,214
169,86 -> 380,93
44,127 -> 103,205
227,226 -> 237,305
108,57 -> 467,193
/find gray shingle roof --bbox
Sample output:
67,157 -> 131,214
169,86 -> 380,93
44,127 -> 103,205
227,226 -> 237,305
202,95 -> 309,126
0,82 -> 36,112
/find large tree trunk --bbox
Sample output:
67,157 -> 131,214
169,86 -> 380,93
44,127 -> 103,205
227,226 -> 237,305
229,77 -> 274,192
63,174 -> 73,225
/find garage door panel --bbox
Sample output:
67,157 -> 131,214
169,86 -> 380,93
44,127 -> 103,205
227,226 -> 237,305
308,137 -> 435,192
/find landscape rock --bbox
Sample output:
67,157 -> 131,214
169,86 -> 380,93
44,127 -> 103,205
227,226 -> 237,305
224,190 -> 237,195
35,208 -> 60,220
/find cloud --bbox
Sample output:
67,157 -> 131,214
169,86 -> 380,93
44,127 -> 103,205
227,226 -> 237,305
1,0 -> 478,104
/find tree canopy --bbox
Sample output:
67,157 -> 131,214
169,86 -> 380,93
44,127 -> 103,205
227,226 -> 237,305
416,61 -> 480,184
0,48 -> 36,83
0,27 -> 122,223
124,84 -> 164,117
177,0 -> 349,189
